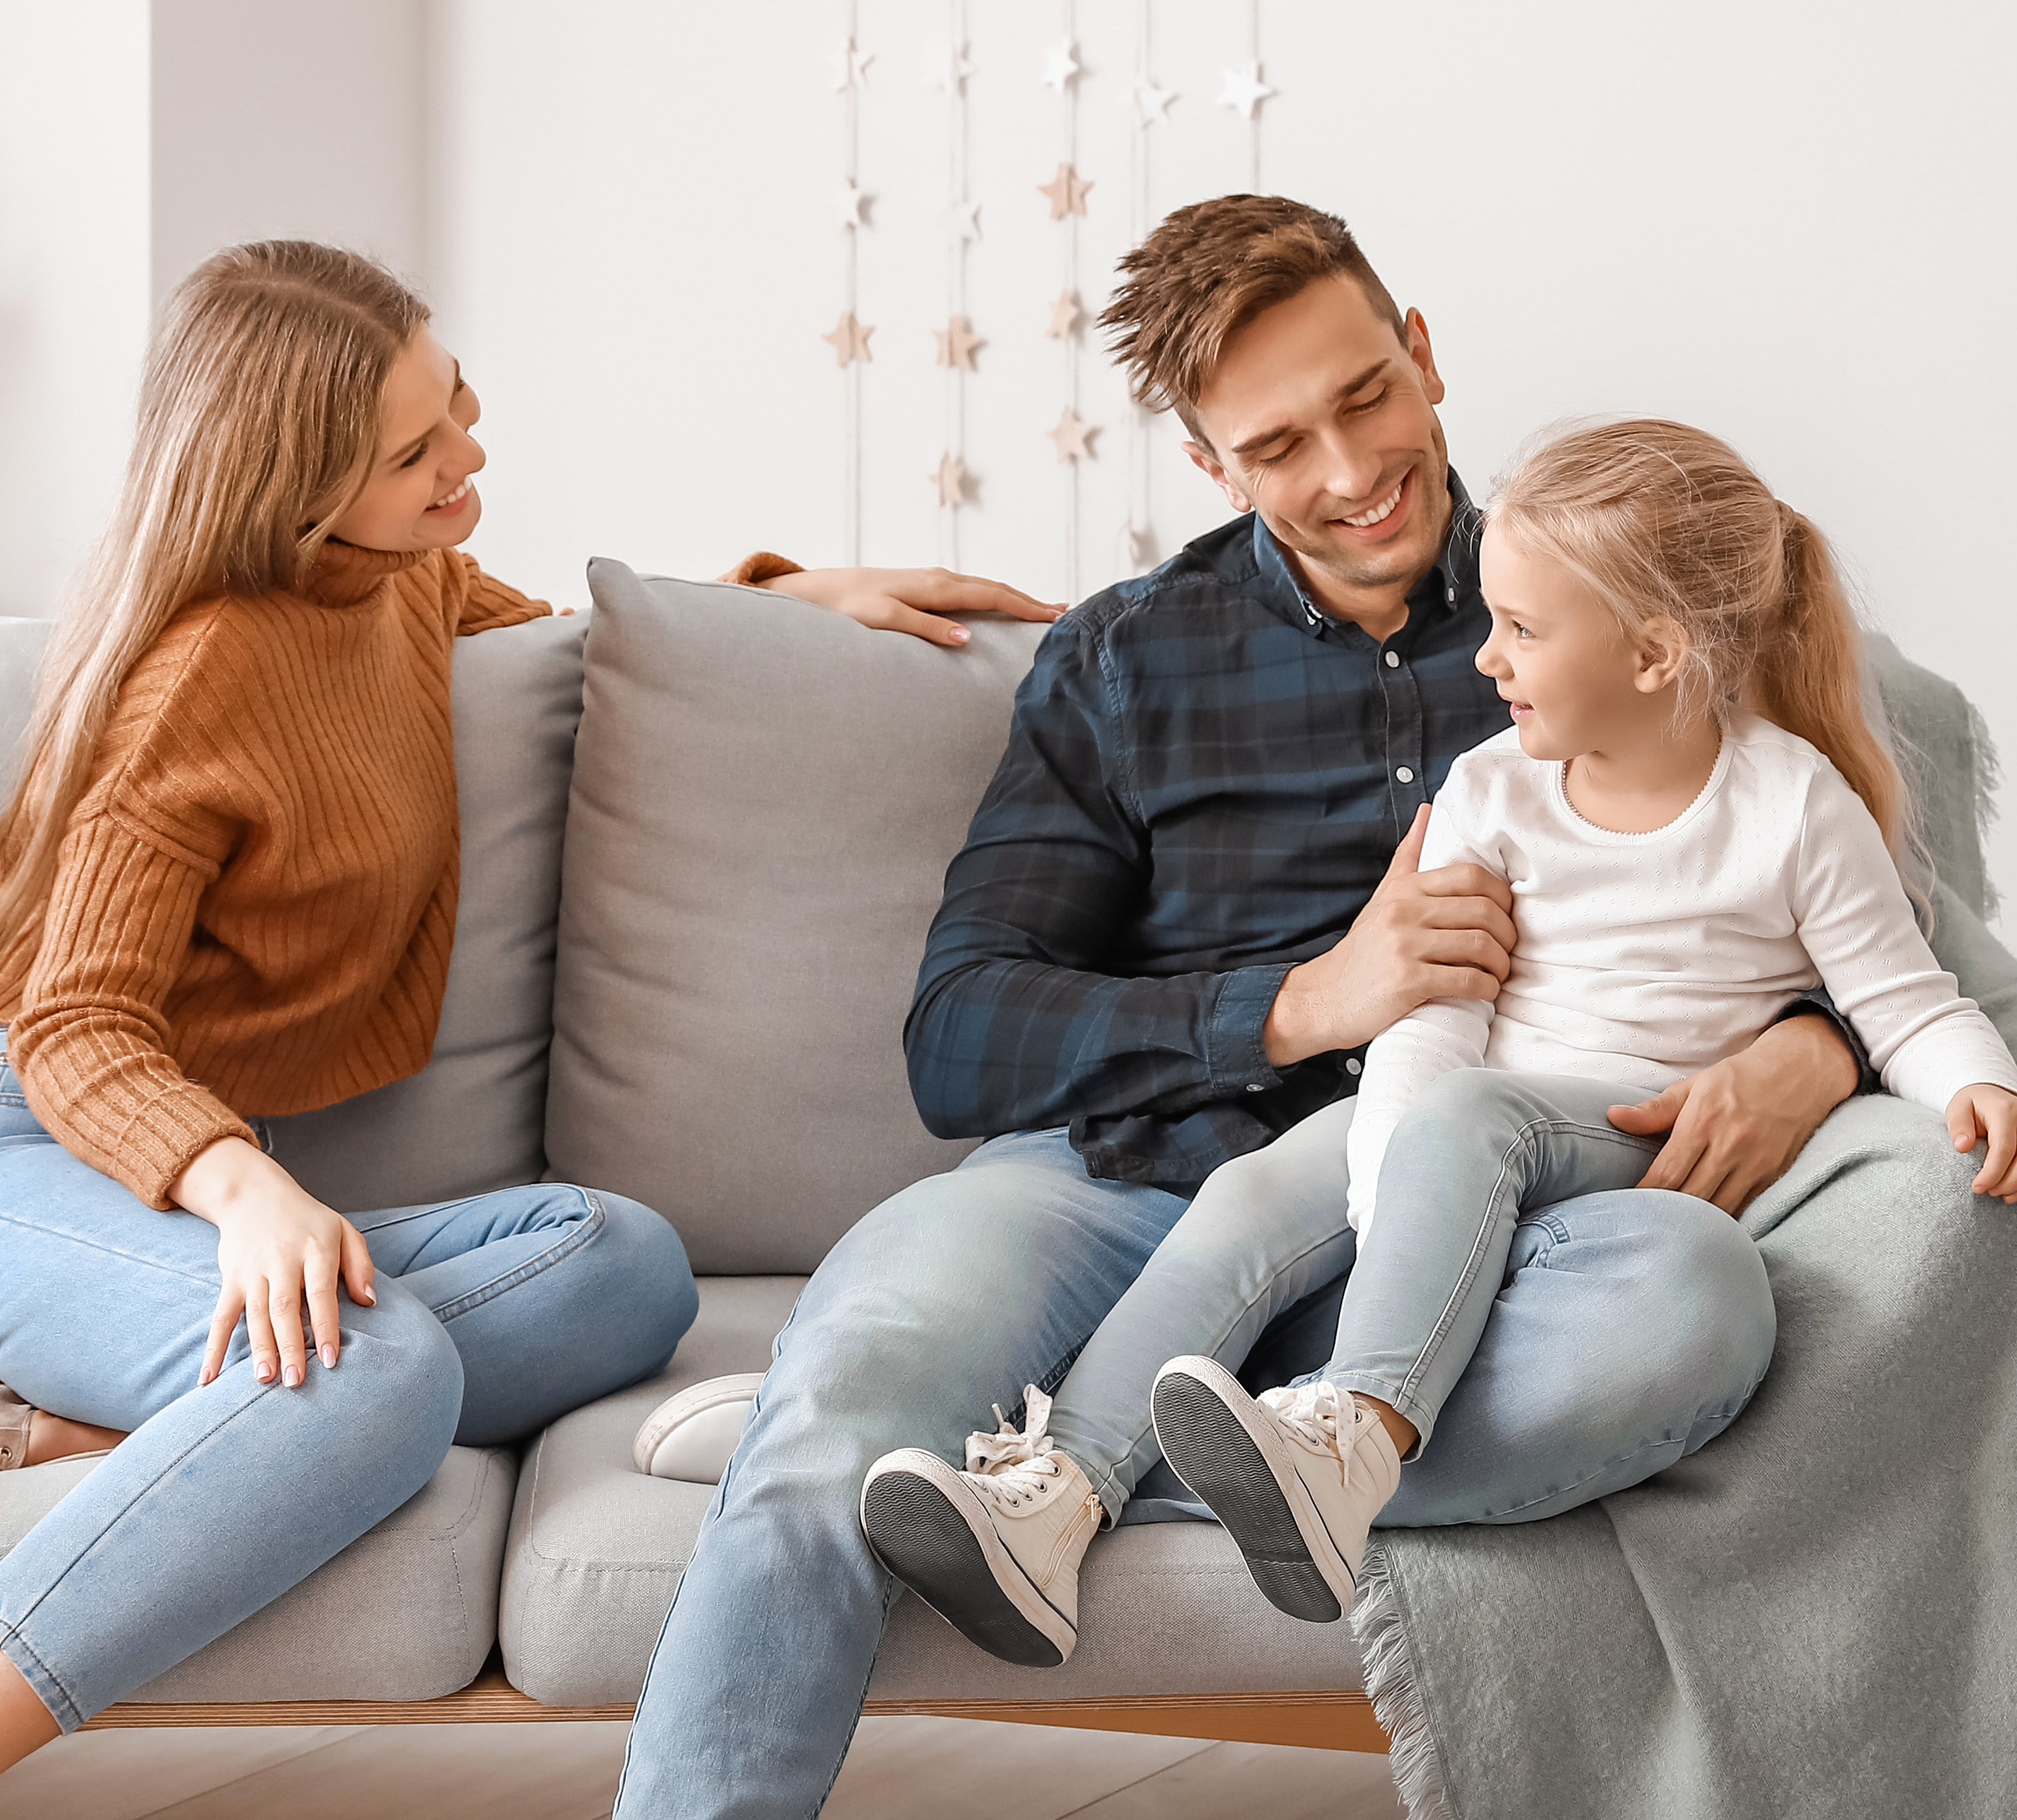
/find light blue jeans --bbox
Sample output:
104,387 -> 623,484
616,1120 -> 1776,1818
0,1056 -> 699,1732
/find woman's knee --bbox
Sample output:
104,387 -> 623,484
564,1188 -> 699,1377
333,1285 -> 465,1476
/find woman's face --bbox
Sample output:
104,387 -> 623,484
326,326 -> 485,551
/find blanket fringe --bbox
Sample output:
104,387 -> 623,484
1352,1541 -> 1457,1820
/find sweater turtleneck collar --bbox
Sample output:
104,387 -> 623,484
303,539 -> 433,608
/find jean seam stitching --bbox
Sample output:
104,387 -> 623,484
428,1187 -> 604,1325
0,1210 -> 223,1290
0,1615 -> 81,1732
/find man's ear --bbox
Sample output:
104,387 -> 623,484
1183,440 -> 1253,514
1404,308 -> 1446,408
1634,616 -> 1690,695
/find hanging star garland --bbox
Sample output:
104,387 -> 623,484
821,312 -> 873,366
1132,78 -> 1177,125
1046,289 -> 1082,339
1217,62 -> 1274,120
924,42 -> 975,92
836,180 -> 871,229
931,452 -> 968,508
832,37 -> 873,91
1042,39 -> 1080,92
933,315 -> 982,370
1047,407 -> 1097,464
1037,163 -> 1092,220
947,198 -> 982,244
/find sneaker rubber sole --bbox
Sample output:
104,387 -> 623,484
859,1452 -> 1073,1669
1151,1358 -> 1346,1624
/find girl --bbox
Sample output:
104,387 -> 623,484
856,418 -> 2017,1664
0,240 -> 1054,1770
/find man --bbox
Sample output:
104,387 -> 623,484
614,196 -> 1859,1818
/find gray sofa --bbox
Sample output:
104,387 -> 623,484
0,565 -> 1998,1741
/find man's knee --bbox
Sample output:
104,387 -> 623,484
1637,1190 -> 1776,1404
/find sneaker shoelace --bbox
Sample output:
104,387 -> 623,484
963,1386 -> 1065,1513
1258,1379 -> 1365,1459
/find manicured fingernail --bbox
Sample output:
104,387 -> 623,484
949,625 -> 969,643
360,1286 -> 376,1305
256,1360 -> 275,1383
283,1364 -> 302,1388
321,1345 -> 338,1370
198,1366 -> 214,1387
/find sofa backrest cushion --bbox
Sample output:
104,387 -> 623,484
262,612 -> 587,1208
1867,633 -> 1997,920
545,563 -> 1044,1275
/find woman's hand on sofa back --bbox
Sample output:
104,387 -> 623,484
763,566 -> 1066,649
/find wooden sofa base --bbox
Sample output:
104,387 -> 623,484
81,1666 -> 1389,1754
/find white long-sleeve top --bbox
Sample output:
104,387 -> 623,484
1344,713 -> 2017,1237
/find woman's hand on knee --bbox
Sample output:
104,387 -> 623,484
170,1138 -> 378,1387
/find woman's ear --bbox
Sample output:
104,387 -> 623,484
1633,616 -> 1689,695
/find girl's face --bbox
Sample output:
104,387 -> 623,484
327,326 -> 485,551
1474,523 -> 1679,761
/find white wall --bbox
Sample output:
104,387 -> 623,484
428,0 -> 2017,908
3,3 -> 2013,906
0,2 -> 153,622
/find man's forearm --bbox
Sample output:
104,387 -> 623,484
904,955 -> 1289,1139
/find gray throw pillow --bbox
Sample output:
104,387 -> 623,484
265,612 -> 587,1209
546,563 -> 1044,1275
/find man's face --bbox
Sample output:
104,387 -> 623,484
1185,275 -> 1451,604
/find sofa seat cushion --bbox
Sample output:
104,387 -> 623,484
498,1278 -> 1367,1706
0,1444 -> 516,1704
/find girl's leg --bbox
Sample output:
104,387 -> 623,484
1044,1096 -> 1361,1519
1323,1070 -> 1660,1451
0,1133 -> 465,1737
348,1184 -> 697,1446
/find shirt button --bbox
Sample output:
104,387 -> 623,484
1384,650 -> 1400,668
1395,766 -> 1415,783
1346,1058 -> 1363,1076
1245,1082 -> 1265,1093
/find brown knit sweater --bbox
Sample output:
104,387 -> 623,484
0,544 -> 802,1210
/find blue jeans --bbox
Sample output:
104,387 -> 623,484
0,1061 -> 698,1731
615,1122 -> 1775,1817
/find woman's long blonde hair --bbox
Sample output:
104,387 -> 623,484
1488,418 -> 1911,865
0,241 -> 429,960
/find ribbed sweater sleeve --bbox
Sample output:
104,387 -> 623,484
444,549 -> 552,635
10,812 -> 256,1207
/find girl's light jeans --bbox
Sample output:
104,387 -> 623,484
0,1051 -> 698,1732
1044,1069 -> 1776,1521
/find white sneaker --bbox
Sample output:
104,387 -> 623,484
1151,1356 -> 1400,1624
632,1372 -> 765,1482
859,1387 -> 1103,1668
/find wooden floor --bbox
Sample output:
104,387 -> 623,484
0,1716 -> 1407,1819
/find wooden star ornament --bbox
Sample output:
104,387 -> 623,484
836,181 -> 871,229
832,37 -> 873,91
821,312 -> 873,367
1218,63 -> 1274,120
1045,290 -> 1082,339
1132,79 -> 1177,125
1038,163 -> 1092,221
1046,408 -> 1097,464
933,315 -> 982,370
948,199 -> 983,244
924,43 -> 975,92
931,453 -> 968,508
1043,39 -> 1080,92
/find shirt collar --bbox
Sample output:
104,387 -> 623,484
1249,467 -> 1481,643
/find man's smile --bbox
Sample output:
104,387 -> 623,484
1327,468 -> 1414,542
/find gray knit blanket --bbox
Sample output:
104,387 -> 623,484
1358,882 -> 2017,1819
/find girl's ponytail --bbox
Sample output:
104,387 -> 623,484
1753,506 -> 1905,858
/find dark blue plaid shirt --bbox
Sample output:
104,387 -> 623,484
905,478 -> 1514,1188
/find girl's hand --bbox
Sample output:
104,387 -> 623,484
169,1138 -> 377,1387
762,567 -> 1065,650
1946,1084 -> 2017,1202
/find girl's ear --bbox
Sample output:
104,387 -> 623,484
1633,616 -> 1689,696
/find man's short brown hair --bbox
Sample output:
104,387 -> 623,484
1100,195 -> 1405,448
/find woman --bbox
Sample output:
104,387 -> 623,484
0,240 -> 1056,1770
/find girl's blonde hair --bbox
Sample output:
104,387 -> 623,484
1488,418 -> 1909,864
0,241 -> 429,962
